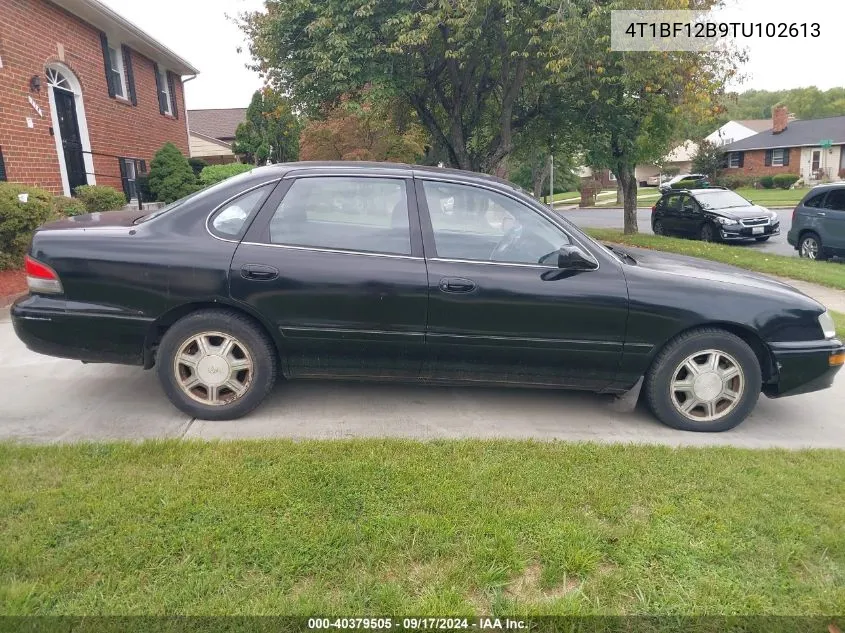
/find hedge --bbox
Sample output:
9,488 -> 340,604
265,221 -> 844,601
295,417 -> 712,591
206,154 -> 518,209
74,185 -> 127,213
0,183 -> 56,269
773,173 -> 800,189
199,163 -> 254,187
51,196 -> 87,217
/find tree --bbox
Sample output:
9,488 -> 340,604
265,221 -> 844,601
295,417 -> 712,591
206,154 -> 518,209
148,143 -> 197,204
299,91 -> 427,163
238,0 -> 567,173
232,88 -> 301,165
691,139 -> 724,179
557,1 -> 743,233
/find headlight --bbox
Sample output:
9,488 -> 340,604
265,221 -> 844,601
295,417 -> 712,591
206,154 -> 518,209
715,217 -> 738,225
818,311 -> 836,339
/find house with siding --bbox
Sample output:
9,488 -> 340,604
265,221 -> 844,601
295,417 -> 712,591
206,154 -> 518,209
187,108 -> 246,165
721,106 -> 845,184
0,0 -> 198,200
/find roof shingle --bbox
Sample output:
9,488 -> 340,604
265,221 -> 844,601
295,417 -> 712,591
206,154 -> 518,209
187,108 -> 247,141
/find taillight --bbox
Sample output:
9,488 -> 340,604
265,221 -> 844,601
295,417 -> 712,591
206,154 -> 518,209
25,255 -> 63,294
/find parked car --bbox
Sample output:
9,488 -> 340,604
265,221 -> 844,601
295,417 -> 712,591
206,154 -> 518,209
658,173 -> 708,192
645,174 -> 663,187
12,163 -> 843,432
652,187 -> 781,243
787,183 -> 845,260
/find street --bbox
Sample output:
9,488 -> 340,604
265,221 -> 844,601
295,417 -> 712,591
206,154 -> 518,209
557,207 -> 797,257
2,311 -> 842,448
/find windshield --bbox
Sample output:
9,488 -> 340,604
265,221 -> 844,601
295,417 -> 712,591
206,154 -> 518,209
694,190 -> 752,210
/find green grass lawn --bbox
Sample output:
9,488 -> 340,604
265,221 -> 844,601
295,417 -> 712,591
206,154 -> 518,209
1,441 -> 844,616
733,187 -> 806,207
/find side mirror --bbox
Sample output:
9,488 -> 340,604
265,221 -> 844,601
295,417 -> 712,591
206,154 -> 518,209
557,244 -> 598,270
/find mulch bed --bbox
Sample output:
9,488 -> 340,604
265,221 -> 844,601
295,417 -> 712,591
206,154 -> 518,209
0,268 -> 27,307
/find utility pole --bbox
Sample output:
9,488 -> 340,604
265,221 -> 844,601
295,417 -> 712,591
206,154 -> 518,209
549,154 -> 554,208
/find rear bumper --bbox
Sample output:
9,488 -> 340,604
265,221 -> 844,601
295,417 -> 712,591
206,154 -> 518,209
11,295 -> 150,366
763,339 -> 844,398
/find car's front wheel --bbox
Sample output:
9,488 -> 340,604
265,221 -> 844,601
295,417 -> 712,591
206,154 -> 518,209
699,223 -> 717,243
644,328 -> 761,432
156,309 -> 278,420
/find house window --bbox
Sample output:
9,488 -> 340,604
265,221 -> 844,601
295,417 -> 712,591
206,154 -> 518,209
107,45 -> 126,98
771,148 -> 786,167
157,67 -> 172,115
608,171 -> 617,181
811,150 -> 821,173
727,152 -> 742,168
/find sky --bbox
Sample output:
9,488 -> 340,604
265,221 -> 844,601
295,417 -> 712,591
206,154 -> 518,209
100,0 -> 845,111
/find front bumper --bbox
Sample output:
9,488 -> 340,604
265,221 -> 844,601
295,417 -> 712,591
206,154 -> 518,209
720,223 -> 781,241
763,338 -> 844,398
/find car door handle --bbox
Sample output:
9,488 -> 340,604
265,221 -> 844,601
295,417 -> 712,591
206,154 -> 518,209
241,264 -> 279,281
439,277 -> 476,293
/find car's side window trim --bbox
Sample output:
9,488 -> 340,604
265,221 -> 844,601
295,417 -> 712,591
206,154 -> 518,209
413,176 -> 600,270
242,175 -> 423,258
204,179 -> 283,243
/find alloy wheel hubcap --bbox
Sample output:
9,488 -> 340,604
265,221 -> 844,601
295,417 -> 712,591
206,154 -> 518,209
670,349 -> 744,422
801,238 -> 818,259
173,331 -> 253,406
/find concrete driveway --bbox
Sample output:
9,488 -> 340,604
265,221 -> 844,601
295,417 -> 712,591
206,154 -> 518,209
558,207 -> 797,257
2,311 -> 842,448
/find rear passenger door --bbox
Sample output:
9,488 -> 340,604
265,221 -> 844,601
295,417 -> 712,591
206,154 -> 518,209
229,174 -> 429,378
820,188 -> 845,250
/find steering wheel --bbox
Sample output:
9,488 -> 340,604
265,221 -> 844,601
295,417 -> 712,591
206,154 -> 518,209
490,225 -> 522,261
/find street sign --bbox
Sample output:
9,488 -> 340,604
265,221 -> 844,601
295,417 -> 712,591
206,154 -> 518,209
820,139 -> 833,148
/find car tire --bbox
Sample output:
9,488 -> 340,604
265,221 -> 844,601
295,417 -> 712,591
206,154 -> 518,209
798,232 -> 826,260
700,223 -> 717,243
653,219 -> 665,236
156,309 -> 278,420
644,328 -> 761,432
754,236 -> 771,242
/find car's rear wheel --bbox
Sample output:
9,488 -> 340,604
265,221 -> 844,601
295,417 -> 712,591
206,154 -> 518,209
156,310 -> 277,420
644,328 -> 761,432
799,232 -> 826,260
699,223 -> 717,243
754,236 -> 770,242
652,219 -> 665,236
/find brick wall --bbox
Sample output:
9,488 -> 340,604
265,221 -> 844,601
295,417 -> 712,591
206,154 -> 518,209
0,0 -> 189,195
725,148 -> 801,178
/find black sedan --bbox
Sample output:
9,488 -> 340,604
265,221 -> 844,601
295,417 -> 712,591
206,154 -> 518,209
11,163 -> 844,432
652,187 -> 781,243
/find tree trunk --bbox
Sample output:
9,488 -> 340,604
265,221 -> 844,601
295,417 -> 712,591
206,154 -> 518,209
532,160 -> 551,199
616,182 -> 623,205
616,164 -> 638,234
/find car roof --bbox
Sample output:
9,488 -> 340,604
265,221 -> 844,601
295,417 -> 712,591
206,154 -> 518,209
255,161 -> 520,190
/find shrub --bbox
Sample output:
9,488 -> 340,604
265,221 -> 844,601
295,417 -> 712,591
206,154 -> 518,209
74,185 -> 127,212
0,183 -> 55,269
671,178 -> 704,190
759,176 -> 775,189
715,174 -> 752,190
198,163 -> 254,187
51,196 -> 87,217
148,142 -> 199,203
188,157 -> 209,177
773,173 -> 800,189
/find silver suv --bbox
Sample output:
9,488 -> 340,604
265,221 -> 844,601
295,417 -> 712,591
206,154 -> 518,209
787,184 -> 845,260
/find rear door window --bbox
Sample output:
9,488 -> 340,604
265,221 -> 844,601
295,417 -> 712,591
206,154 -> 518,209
822,189 -> 845,211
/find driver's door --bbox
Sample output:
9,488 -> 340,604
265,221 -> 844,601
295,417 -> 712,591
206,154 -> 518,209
415,178 -> 629,389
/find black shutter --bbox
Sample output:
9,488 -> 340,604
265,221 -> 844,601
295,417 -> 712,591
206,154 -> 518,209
117,158 -> 131,201
782,148 -> 790,166
0,146 -> 7,181
764,150 -> 773,166
737,152 -> 744,168
99,33 -> 116,98
720,153 -> 728,169
153,63 -> 165,114
167,71 -> 178,119
122,45 -> 137,106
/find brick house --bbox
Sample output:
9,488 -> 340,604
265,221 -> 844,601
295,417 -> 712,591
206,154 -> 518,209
0,0 -> 198,199
722,106 -> 845,184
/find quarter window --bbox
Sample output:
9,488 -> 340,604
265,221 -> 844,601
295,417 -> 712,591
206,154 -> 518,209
421,181 -> 569,266
269,177 -> 411,255
803,193 -> 826,208
210,184 -> 273,238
